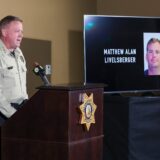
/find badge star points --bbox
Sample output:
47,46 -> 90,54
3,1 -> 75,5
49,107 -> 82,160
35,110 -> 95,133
79,93 -> 97,131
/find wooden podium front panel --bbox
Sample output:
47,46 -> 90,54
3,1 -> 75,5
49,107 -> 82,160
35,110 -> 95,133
68,88 -> 103,160
69,88 -> 103,140
1,85 -> 103,160
69,137 -> 103,160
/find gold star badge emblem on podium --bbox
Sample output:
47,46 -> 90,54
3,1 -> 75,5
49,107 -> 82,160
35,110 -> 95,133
79,93 -> 97,131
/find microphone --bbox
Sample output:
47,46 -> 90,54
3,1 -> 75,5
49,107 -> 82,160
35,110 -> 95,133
33,62 -> 51,86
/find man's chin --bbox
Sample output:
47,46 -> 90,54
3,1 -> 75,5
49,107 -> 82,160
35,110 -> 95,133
15,43 -> 21,48
150,65 -> 159,69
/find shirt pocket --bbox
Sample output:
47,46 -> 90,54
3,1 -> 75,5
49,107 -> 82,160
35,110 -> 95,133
0,68 -> 17,88
19,59 -> 27,73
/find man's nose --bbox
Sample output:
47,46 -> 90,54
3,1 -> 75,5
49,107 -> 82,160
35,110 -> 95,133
19,31 -> 23,38
152,51 -> 157,57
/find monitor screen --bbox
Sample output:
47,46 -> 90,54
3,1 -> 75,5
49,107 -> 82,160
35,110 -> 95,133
84,15 -> 160,93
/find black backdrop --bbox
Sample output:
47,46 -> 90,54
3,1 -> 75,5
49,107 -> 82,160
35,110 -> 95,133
103,94 -> 160,160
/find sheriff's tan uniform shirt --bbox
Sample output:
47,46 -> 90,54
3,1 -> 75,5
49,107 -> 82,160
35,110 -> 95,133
0,40 -> 28,118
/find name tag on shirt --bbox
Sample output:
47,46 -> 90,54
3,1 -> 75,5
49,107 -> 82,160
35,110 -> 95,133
7,66 -> 13,70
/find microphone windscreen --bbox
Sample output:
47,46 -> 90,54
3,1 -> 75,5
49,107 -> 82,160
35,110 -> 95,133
34,62 -> 39,67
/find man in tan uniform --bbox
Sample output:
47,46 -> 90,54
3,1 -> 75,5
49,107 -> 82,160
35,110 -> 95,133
0,15 -> 28,125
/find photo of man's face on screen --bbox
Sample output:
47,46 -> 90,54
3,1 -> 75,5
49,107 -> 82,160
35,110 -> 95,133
144,33 -> 160,76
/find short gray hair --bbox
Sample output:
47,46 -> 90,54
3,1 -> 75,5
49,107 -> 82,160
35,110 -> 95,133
0,15 -> 23,37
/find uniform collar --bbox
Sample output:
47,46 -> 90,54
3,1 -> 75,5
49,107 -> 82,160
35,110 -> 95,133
0,39 -> 20,57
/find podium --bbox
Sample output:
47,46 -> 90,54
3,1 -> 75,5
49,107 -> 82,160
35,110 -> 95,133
0,84 -> 104,160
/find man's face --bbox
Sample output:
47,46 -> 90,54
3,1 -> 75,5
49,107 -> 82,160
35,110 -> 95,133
2,21 -> 23,49
146,42 -> 160,69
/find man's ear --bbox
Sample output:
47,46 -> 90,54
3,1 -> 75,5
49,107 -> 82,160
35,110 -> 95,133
1,29 -> 7,37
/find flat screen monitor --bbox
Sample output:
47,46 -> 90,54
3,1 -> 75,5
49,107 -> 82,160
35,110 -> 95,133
84,15 -> 160,93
